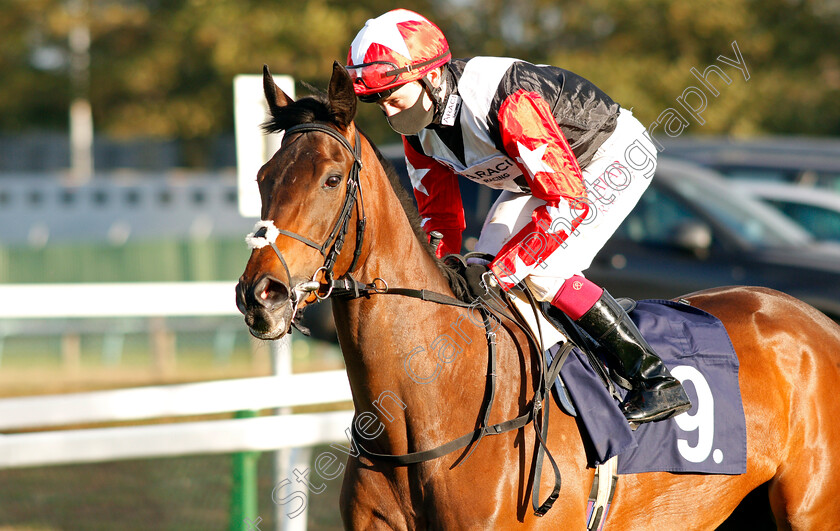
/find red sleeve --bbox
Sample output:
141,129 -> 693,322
488,90 -> 590,290
498,89 -> 586,203
403,137 -> 465,257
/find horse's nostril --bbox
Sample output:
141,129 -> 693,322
252,276 -> 290,307
265,277 -> 290,303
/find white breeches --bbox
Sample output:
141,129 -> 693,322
474,109 -> 658,301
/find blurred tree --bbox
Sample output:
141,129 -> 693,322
91,0 -> 362,139
1,0 -> 837,163
0,0 -> 71,130
0,0 -> 432,146
434,0 -> 840,137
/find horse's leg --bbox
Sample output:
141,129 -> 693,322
340,459 -> 409,530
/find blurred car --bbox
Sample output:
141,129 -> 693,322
733,181 -> 840,242
659,136 -> 840,192
585,158 -> 840,320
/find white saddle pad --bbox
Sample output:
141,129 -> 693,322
507,288 -> 568,351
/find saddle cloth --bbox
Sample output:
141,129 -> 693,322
547,299 -> 747,475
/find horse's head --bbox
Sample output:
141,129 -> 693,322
236,62 -> 364,340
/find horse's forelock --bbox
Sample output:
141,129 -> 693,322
261,93 -> 335,134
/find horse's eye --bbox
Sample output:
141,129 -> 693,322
325,175 -> 342,188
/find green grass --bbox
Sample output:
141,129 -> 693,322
0,333 -> 347,530
0,448 -> 345,531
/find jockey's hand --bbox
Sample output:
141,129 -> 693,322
463,260 -> 503,302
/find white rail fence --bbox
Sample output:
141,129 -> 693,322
0,282 -> 353,531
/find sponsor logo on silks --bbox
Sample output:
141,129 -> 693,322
458,155 -> 524,191
441,94 -> 461,126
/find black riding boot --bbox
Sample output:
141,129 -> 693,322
576,291 -> 692,424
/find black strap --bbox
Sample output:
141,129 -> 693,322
270,242 -> 293,287
532,341 -> 573,516
353,409 -> 533,465
275,229 -> 325,255
347,182 -> 366,273
382,288 -> 473,308
285,123 -> 360,161
342,280 -> 574,519
518,286 -> 565,516
330,276 -> 473,308
453,312 -> 499,466
352,309 -> 533,465
332,277 -> 547,360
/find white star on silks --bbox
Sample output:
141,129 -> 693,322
406,159 -> 430,195
350,10 -> 419,63
516,142 -> 555,180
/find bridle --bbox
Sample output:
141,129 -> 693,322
250,122 -> 367,316
248,120 -> 566,517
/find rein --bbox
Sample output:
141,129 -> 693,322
256,121 -> 565,517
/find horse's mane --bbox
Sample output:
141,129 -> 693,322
262,92 -> 469,302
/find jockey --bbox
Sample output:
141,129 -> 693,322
345,9 -> 690,424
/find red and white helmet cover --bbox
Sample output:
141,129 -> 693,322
346,9 -> 451,98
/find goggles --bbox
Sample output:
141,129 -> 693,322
358,85 -> 400,104
347,60 -> 405,91
346,49 -> 450,101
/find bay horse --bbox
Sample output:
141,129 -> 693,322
236,62 -> 840,529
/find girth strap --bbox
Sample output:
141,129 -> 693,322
338,274 -> 574,517
353,411 -> 535,465
352,308 -> 531,466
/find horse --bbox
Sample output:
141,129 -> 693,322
236,62 -> 840,529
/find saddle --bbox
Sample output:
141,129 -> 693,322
442,252 -> 623,417
440,254 -> 747,529
444,252 -> 623,529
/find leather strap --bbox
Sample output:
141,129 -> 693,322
340,276 -> 573,518
352,308 -> 533,465
269,123 -> 366,285
353,410 -> 534,465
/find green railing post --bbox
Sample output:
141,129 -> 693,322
230,409 -> 261,531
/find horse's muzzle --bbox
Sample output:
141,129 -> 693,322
236,274 -> 293,340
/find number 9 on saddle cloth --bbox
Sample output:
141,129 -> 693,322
447,254 -> 747,476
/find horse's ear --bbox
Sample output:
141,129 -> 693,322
328,61 -> 357,128
263,64 -> 294,115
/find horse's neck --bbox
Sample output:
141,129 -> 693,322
348,141 -> 456,314
332,151 -> 477,422
334,158 -> 455,351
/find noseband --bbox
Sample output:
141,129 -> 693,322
249,123 -> 366,311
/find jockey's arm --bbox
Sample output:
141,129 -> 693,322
403,137 -> 466,257
489,89 -> 590,289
